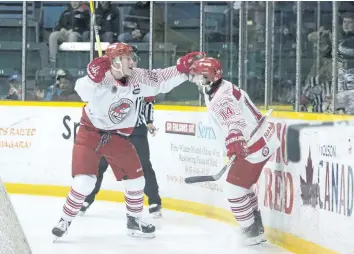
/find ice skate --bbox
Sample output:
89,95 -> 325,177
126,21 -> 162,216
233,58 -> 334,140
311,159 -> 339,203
52,218 -> 71,242
127,214 -> 155,238
240,222 -> 263,246
149,204 -> 162,219
78,202 -> 91,216
254,209 -> 266,242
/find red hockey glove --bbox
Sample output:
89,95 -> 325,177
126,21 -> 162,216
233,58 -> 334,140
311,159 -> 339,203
87,56 -> 111,83
176,51 -> 206,74
225,130 -> 248,159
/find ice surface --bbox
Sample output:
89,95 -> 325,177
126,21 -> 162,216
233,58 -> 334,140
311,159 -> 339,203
10,194 -> 291,254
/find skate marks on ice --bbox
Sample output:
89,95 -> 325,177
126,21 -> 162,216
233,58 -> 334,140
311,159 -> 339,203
10,194 -> 291,254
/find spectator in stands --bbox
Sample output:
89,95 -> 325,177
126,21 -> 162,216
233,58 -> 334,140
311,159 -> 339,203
308,12 -> 354,52
44,69 -> 79,102
341,12 -> 354,40
118,1 -> 151,42
300,11 -> 354,113
34,86 -> 45,101
93,1 -> 121,43
48,1 -> 90,67
5,72 -> 21,100
43,69 -> 66,101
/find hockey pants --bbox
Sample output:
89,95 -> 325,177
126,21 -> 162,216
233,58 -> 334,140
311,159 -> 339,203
84,124 -> 162,206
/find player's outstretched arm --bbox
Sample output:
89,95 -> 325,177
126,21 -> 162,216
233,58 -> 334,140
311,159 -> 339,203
131,52 -> 205,96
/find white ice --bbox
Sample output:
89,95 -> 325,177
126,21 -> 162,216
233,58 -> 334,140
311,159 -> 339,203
10,194 -> 291,254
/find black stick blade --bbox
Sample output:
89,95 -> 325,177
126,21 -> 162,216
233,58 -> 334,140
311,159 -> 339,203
184,175 -> 216,184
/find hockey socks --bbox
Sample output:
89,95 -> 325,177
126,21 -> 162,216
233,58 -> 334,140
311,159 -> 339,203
53,175 -> 96,240
225,182 -> 263,245
225,182 -> 255,228
61,175 -> 96,222
124,176 -> 145,218
247,192 -> 259,212
124,176 -> 155,238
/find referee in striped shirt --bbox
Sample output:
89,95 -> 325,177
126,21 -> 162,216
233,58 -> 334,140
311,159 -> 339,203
79,96 -> 162,218
301,75 -> 332,113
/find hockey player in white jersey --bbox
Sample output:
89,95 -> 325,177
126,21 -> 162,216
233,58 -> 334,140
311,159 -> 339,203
51,42 -> 205,240
189,57 -> 280,246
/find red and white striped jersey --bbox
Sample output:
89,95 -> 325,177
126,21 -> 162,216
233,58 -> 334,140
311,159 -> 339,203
75,66 -> 187,135
205,80 -> 280,164
204,80 -> 263,141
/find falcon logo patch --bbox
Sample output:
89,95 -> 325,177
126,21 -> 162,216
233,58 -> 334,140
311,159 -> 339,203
108,98 -> 134,124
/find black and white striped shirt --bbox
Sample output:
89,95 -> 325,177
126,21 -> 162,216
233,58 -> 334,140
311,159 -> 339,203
303,76 -> 332,113
135,97 -> 154,127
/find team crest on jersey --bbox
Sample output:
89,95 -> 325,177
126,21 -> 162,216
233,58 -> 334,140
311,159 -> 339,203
262,146 -> 269,157
108,98 -> 133,124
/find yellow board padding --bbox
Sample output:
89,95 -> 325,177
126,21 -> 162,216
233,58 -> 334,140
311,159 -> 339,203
1,100 -> 354,122
5,182 -> 336,254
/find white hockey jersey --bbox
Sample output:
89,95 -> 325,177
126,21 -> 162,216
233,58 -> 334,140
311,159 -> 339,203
204,80 -> 263,141
204,80 -> 279,164
75,66 -> 187,135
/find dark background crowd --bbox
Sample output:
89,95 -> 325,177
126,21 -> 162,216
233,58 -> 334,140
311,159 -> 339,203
1,1 -> 354,115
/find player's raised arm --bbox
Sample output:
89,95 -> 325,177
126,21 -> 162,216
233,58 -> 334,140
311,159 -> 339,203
130,51 -> 206,96
77,43 -> 205,98
74,55 -> 111,102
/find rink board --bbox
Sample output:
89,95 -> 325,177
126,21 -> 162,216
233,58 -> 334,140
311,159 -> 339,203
1,101 -> 354,254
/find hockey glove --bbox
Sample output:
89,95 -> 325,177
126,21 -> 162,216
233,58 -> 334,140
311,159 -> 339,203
176,51 -> 206,74
87,56 -> 111,83
225,130 -> 248,159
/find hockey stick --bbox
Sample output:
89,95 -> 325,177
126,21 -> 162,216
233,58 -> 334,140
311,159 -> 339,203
184,154 -> 236,184
185,109 -> 273,184
89,0 -> 102,57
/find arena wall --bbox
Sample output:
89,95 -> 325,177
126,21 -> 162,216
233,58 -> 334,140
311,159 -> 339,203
1,100 -> 353,253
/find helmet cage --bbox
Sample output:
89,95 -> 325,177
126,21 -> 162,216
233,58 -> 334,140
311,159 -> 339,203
189,57 -> 223,93
112,52 -> 139,65
189,73 -> 210,87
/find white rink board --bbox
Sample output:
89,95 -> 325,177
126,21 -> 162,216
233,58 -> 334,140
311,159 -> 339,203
287,123 -> 354,253
0,105 -> 350,253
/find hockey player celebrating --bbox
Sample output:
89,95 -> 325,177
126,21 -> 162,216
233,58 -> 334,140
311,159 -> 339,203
189,57 -> 280,246
51,42 -> 205,240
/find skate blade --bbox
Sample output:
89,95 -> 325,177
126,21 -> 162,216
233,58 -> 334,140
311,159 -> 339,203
260,233 -> 267,243
53,236 -> 61,243
52,229 -> 68,243
241,235 -> 263,247
127,229 -> 156,239
151,212 -> 162,219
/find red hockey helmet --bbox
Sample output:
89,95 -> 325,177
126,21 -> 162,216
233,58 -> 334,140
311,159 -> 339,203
105,43 -> 138,64
105,43 -> 139,77
190,57 -> 223,84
